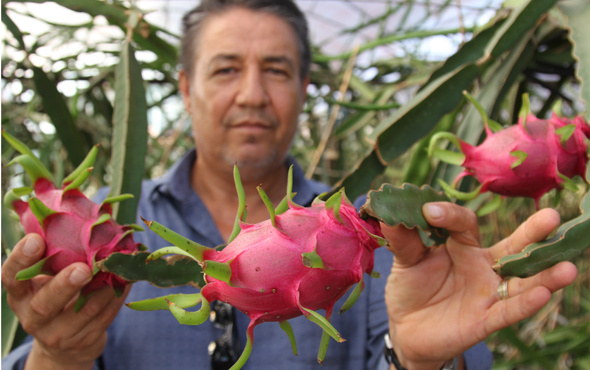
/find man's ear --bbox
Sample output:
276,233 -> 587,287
178,70 -> 191,112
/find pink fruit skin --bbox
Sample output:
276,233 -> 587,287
12,178 -> 140,296
456,114 -> 590,206
200,195 -> 383,329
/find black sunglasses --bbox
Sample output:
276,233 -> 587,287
209,301 -> 236,370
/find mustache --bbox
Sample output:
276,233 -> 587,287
223,110 -> 279,128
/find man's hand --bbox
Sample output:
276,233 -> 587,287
1,234 -> 130,370
382,202 -> 578,370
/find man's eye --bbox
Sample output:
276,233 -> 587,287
215,67 -> 235,75
267,68 -> 289,77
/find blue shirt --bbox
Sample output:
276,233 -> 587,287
2,150 -> 492,369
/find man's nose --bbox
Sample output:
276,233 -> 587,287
236,68 -> 269,107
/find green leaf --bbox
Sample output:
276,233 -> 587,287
96,252 -> 206,288
32,66 -> 88,167
558,0 -> 590,119
485,0 -> 558,59
1,290 -> 20,357
110,40 -> 148,225
359,183 -> 451,245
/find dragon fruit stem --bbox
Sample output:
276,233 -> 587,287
427,132 -> 466,166
437,179 -> 482,201
279,321 -> 298,355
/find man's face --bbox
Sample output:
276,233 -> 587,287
180,7 -> 308,173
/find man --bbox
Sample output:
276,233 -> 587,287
1,1 -> 578,369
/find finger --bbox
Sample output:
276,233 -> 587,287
36,284 -> 130,349
27,263 -> 92,320
486,261 -> 578,335
501,261 -> 577,300
422,202 -> 479,247
488,208 -> 560,261
381,223 -> 427,267
1,234 -> 45,299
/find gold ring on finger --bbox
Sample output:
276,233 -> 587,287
497,278 -> 511,300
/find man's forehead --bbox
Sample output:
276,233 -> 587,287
197,8 -> 299,62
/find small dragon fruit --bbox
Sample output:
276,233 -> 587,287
2,131 -> 143,310
429,94 -> 590,208
134,165 -> 386,369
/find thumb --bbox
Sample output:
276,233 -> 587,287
381,223 -> 427,267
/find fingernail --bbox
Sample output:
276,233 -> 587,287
23,237 -> 41,256
425,204 -> 443,219
70,267 -> 91,285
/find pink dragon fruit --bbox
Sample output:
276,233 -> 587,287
135,166 -> 386,369
2,131 -> 142,309
429,104 -> 590,208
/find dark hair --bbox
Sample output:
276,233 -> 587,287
180,0 -> 311,81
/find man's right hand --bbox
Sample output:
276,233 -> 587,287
1,234 -> 130,370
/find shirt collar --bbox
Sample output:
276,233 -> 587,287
149,149 -> 330,207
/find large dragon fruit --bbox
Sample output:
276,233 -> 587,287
134,165 -> 386,369
2,131 -> 143,310
429,97 -> 590,208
